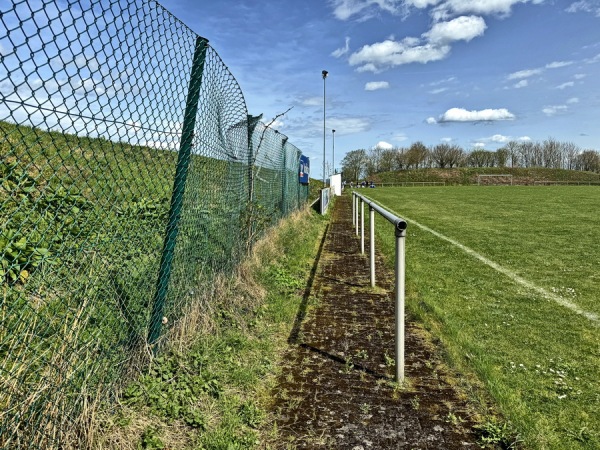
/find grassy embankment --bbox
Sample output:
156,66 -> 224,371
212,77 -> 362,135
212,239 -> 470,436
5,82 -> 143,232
93,203 -> 328,449
371,167 -> 600,185
364,186 -> 599,449
0,119 -> 314,448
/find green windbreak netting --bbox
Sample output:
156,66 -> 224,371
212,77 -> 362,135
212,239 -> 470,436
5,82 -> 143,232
0,0 -> 309,448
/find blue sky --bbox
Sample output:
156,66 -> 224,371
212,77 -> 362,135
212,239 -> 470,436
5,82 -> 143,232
157,0 -> 600,179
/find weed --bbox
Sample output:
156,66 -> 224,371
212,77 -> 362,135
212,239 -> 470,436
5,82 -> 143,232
139,427 -> 164,450
410,396 -> 420,410
475,418 -> 520,449
238,401 -> 264,429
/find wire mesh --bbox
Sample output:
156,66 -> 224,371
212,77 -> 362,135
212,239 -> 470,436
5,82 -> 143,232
0,0 -> 309,447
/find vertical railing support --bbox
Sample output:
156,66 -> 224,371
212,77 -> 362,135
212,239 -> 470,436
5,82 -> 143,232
352,192 -> 355,233
352,193 -> 408,383
355,194 -> 359,235
360,199 -> 365,254
149,36 -> 209,348
370,205 -> 375,287
395,225 -> 406,382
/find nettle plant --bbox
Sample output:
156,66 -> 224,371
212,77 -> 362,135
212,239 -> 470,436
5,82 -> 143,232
0,229 -> 53,284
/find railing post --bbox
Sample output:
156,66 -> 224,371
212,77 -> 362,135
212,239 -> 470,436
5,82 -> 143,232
395,226 -> 406,382
149,36 -> 209,348
355,194 -> 359,235
360,199 -> 365,254
352,192 -> 355,232
370,205 -> 375,287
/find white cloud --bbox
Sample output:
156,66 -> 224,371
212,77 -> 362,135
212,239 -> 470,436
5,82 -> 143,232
507,68 -> 543,80
555,81 -> 575,89
507,59 -> 573,82
440,137 -> 453,142
431,0 -> 544,21
513,79 -> 528,88
429,87 -> 448,94
405,0 -> 442,8
374,140 -> 394,149
424,15 -> 487,44
331,0 -> 405,20
546,60 -> 574,68
426,116 -> 438,124
328,116 -> 372,134
332,37 -> 351,58
349,38 -> 451,72
439,107 -> 515,122
574,73 -> 587,79
566,1 -> 600,17
393,133 -> 409,141
585,53 -> 600,63
269,119 -> 285,128
542,105 -> 568,116
566,97 -> 579,104
301,97 -> 322,106
430,76 -> 456,85
365,81 -> 390,90
518,136 -> 532,141
491,134 -> 510,143
473,142 -> 486,148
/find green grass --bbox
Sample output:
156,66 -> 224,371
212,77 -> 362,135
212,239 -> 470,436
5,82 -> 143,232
371,167 -> 600,186
0,119 -> 309,448
362,186 -> 600,450
95,206 -> 329,449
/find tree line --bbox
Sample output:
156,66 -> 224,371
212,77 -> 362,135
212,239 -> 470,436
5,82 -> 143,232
340,138 -> 600,181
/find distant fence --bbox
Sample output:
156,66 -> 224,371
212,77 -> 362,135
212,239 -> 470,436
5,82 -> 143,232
372,182 -> 445,187
533,180 -> 600,186
0,0 -> 308,448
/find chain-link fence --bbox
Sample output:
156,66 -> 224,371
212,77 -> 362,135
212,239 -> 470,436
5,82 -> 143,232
0,0 -> 309,447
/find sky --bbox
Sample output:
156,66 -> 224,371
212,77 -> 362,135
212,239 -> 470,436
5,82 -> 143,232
4,0 -> 600,181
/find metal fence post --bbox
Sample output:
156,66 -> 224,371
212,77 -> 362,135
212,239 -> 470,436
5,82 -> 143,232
360,199 -> 365,254
395,226 -> 406,382
355,194 -> 359,235
370,205 -> 375,287
280,137 -> 288,215
355,194 -> 360,236
352,192 -> 355,232
148,36 -> 208,348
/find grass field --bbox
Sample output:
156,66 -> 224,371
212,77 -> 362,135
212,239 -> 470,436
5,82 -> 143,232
362,186 -> 600,449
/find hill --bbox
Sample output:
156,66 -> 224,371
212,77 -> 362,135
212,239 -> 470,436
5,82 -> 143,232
369,167 -> 600,186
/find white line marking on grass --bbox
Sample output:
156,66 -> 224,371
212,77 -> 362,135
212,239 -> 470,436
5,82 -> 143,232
385,207 -> 600,326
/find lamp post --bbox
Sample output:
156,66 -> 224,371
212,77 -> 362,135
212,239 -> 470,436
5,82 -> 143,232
322,70 -> 328,186
332,129 -> 336,176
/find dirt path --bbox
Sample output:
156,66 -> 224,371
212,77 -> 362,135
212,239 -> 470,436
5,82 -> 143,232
271,194 -> 481,449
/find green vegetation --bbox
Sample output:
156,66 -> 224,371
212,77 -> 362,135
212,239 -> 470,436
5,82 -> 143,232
370,166 -> 600,186
364,186 -> 600,449
0,119 -> 309,448
94,206 -> 328,449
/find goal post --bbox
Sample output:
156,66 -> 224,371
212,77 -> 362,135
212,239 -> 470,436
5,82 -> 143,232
477,174 -> 513,186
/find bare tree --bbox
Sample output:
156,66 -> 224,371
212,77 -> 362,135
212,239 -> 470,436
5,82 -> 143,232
505,141 -> 520,167
406,141 -> 428,169
542,137 -> 562,168
562,141 -> 580,170
430,143 -> 453,168
341,149 -> 367,181
577,150 -> 600,172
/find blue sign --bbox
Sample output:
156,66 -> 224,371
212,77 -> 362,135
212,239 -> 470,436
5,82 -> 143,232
299,155 -> 310,184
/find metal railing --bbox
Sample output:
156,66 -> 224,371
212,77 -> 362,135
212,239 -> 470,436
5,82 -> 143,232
352,192 -> 407,382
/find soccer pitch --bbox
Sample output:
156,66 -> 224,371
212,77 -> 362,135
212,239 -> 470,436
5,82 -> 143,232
362,186 -> 600,449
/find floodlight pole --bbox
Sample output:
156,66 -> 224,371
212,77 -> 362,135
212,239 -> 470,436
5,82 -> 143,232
322,70 -> 328,186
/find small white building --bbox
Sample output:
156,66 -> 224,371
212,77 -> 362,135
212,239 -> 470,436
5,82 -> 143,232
330,173 -> 342,196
